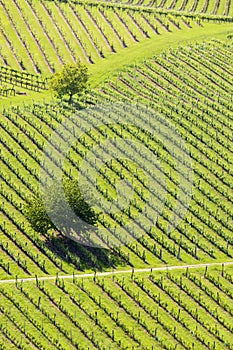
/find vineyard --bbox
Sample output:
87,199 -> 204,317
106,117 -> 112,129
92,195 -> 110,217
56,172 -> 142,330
0,38 -> 233,278
0,0 -> 233,348
1,0 -> 232,76
0,264 -> 232,349
95,0 -> 233,16
0,0 -> 194,74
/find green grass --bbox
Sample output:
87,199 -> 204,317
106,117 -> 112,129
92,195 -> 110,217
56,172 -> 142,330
1,0 -> 197,74
0,0 -> 233,347
87,0 -> 233,16
1,0 -> 231,80
0,38 -> 232,280
88,22 -> 233,87
0,264 -> 232,349
1,22 -> 232,110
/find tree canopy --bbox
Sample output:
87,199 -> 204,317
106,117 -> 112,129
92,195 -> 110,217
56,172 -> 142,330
49,62 -> 88,103
24,177 -> 97,234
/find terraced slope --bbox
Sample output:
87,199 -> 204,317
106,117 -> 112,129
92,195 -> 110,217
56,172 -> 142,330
0,265 -> 232,349
1,39 -> 232,280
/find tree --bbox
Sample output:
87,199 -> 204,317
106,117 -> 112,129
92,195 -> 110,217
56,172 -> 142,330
24,193 -> 54,234
24,177 -> 97,234
49,62 -> 88,103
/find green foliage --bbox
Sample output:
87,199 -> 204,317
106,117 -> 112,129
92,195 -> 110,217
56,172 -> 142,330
49,62 -> 89,102
24,177 -> 97,234
24,193 -> 54,234
0,265 -> 232,349
62,177 -> 97,226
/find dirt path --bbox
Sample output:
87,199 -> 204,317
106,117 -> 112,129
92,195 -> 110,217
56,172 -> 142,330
0,261 -> 232,284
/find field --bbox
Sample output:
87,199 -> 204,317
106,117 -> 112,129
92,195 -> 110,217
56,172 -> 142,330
96,0 -> 233,16
0,264 -> 232,349
0,0 -> 232,348
0,0 -> 196,73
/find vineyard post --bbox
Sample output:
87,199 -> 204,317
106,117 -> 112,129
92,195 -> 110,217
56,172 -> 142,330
221,263 -> 224,276
204,265 -> 208,277
150,267 -> 153,278
55,272 -> 58,285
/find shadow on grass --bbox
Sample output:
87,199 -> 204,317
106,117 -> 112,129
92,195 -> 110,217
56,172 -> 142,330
44,233 -> 129,272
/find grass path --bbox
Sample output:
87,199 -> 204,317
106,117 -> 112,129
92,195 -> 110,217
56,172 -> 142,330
88,21 -> 233,86
0,261 -> 232,284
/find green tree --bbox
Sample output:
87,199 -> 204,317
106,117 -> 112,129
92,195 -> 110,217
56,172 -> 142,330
24,177 -> 97,234
49,62 -> 88,103
24,193 -> 53,234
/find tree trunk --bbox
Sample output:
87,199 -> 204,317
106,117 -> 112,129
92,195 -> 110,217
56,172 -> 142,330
69,93 -> 73,103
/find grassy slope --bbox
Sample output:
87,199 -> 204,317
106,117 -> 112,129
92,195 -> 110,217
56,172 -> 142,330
0,38 -> 232,280
89,22 -> 233,87
1,3 -> 233,348
0,264 -> 232,349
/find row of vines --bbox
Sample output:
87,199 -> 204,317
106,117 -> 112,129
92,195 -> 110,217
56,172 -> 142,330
0,0 -> 190,74
91,0 -> 233,16
0,39 -> 232,279
0,265 -> 232,349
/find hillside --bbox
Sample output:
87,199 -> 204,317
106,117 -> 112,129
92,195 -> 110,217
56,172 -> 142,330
0,0 -> 232,348
0,264 -> 232,349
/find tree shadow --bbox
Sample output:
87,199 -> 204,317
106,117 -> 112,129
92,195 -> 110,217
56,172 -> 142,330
25,189 -> 129,272
44,233 -> 128,272
24,133 -> 130,273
